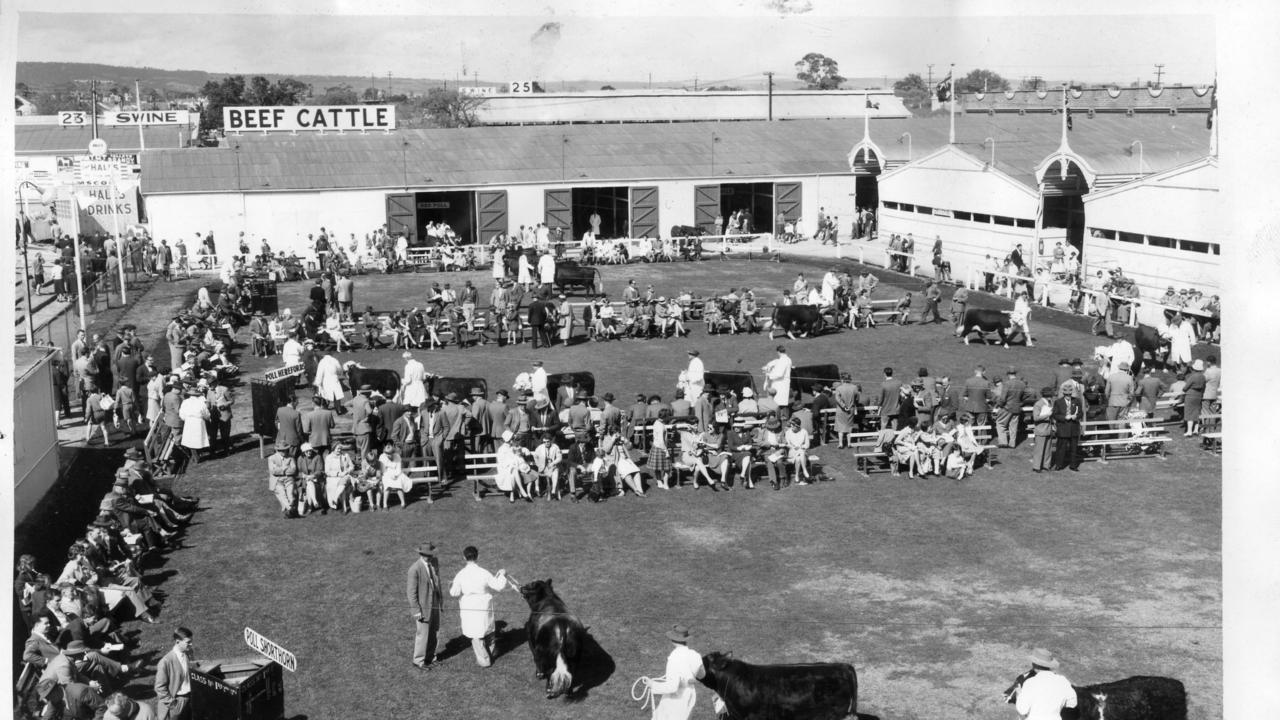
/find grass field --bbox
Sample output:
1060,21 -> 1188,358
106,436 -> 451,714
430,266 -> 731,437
119,257 -> 1220,720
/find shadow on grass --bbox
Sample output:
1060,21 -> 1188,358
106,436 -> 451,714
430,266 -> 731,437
565,631 -> 615,703
856,714 -> 882,720
491,620 -> 526,661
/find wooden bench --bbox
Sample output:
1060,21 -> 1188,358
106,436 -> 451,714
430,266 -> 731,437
845,424 -> 997,477
1198,413 -> 1222,454
404,452 -> 500,500
1079,419 -> 1172,462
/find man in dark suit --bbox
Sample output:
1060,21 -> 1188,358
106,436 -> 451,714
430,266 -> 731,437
526,296 -> 548,349
468,387 -> 493,453
407,543 -> 443,670
878,367 -> 902,430
36,678 -> 107,720
487,390 -> 511,452
437,393 -> 467,483
351,385 -> 375,461
1051,381 -> 1083,471
391,406 -> 422,464
154,628 -> 194,720
160,382 -> 183,445
308,278 -> 327,316
962,365 -> 994,429
1135,367 -> 1166,418
374,394 -> 406,448
996,368 -> 1030,448
274,395 -> 303,457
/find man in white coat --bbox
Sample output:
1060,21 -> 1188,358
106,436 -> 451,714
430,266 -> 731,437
684,350 -> 705,402
530,360 -> 549,404
647,625 -> 706,720
537,249 -> 556,289
313,354 -> 345,408
448,546 -> 509,667
763,345 -> 793,410
401,352 -> 429,408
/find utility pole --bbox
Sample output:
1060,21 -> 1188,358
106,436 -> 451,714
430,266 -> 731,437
764,71 -> 774,121
1154,64 -> 1165,87
694,75 -> 698,92
927,64 -> 934,89
387,71 -> 392,95
474,71 -> 479,87
90,79 -> 99,140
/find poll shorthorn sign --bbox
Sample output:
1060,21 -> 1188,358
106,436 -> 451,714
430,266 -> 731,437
224,105 -> 396,132
244,626 -> 298,672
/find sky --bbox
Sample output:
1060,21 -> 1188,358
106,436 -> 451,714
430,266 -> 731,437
13,0 -> 1217,87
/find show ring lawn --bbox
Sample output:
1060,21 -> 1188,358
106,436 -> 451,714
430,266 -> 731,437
140,257 -> 1220,720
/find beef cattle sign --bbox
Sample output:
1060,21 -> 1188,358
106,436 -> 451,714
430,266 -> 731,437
224,105 -> 396,132
244,627 -> 298,672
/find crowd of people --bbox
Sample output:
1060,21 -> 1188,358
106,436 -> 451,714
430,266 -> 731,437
16,444 -> 199,719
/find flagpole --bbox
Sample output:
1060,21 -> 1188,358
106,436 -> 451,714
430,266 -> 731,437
948,64 -> 956,144
135,79 -> 145,153
1061,85 -> 1068,141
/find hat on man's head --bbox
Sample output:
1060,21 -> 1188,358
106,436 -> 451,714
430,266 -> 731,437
602,392 -> 615,402
416,542 -> 437,557
1028,648 -> 1060,669
535,396 -> 551,409
574,390 -> 588,400
496,389 -> 509,398
666,624 -> 692,644
469,387 -> 485,396
123,447 -> 144,460
1118,361 -> 1130,371
687,349 -> 700,356
1070,358 -> 1083,366
64,640 -> 89,655
764,415 -> 782,431
444,392 -> 461,403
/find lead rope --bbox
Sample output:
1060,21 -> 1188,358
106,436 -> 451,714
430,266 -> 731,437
631,676 -> 665,713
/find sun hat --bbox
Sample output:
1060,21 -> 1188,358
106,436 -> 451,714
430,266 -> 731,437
1028,648 -> 1060,669
741,387 -> 754,398
301,443 -> 314,453
665,625 -> 692,643
1192,359 -> 1205,371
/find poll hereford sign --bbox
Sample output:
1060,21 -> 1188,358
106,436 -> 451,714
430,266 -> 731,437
224,105 -> 396,132
244,626 -> 298,672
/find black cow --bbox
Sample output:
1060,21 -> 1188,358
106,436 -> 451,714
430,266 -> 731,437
429,376 -> 487,401
670,224 -> 707,238
343,362 -> 400,397
554,262 -> 602,295
791,364 -> 841,398
1066,676 -> 1187,720
1132,325 -> 1169,376
1005,672 -> 1185,720
698,652 -> 857,720
957,308 -> 1024,348
703,371 -> 756,398
519,579 -> 587,699
770,305 -> 825,340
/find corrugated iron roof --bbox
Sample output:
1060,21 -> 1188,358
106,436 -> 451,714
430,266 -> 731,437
141,114 -> 1212,195
960,85 -> 1213,113
16,125 -> 189,154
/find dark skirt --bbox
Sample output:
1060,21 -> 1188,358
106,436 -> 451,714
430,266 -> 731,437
648,447 -> 673,473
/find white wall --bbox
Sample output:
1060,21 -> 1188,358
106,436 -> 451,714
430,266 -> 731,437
656,179 -> 696,232
14,356 -> 60,521
478,90 -> 908,124
878,149 -> 1039,221
507,185 -> 545,232
806,175 -> 859,234
1083,237 -> 1220,315
1085,162 -> 1219,243
875,208 -> 1064,283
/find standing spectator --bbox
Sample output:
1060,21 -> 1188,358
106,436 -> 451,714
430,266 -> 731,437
154,628 -> 194,720
962,366 -> 994,429
1104,362 -> 1135,421
1135,367 -> 1166,418
448,546 -> 509,668
921,281 -> 943,324
1166,313 -> 1196,372
1202,355 -> 1221,416
113,379 -> 138,437
305,397 -> 336,455
274,395 -> 303,457
762,346 -> 793,410
178,387 -> 210,465
52,358 -> 72,421
407,543 -> 443,670
165,318 -> 185,372
878,367 -> 901,430
267,447 -> 298,518
336,272 -> 355,320
83,381 -> 113,446
995,369 -> 1029,449
1029,387 -> 1056,473
1182,359 -> 1207,437
1051,381 -> 1083,471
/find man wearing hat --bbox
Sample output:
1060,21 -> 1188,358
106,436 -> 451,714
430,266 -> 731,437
598,392 -> 622,436
468,387 -> 494,453
645,625 -> 705,720
407,543 -> 444,670
43,639 -> 129,689
1009,648 -> 1077,719
486,390 -> 511,452
684,350 -> 705,402
1051,381 -> 1083,471
274,394 -> 303,458
391,405 -> 422,468
1104,361 -> 1135,421
248,310 -> 270,357
566,391 -> 594,439
36,675 -> 108,720
996,369 -> 1030,449
154,628 -> 194,720
351,385 -> 375,461
104,690 -> 158,720
527,394 -> 562,448
437,392 -> 468,484
177,385 -> 210,465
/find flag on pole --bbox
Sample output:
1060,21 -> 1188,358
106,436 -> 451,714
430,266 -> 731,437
936,71 -> 952,102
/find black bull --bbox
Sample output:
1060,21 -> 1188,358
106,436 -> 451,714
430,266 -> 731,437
791,364 -> 841,398
1132,324 -> 1169,376
344,365 -> 400,397
1005,672 -> 1186,720
554,263 -> 602,295
699,652 -> 857,720
519,579 -> 587,700
958,308 -> 1026,346
670,224 -> 707,237
770,305 -> 825,339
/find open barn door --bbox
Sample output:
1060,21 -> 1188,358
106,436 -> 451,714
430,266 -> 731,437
630,186 -> 658,239
694,184 -> 720,235
475,190 -> 508,243
385,193 -> 416,243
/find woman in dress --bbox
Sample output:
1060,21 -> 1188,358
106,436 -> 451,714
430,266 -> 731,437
378,442 -> 411,509
495,430 -> 535,503
953,413 -> 985,475
1182,359 -> 1207,436
649,409 -> 674,490
785,416 -> 813,483
603,429 -> 645,497
324,310 -> 351,352
890,416 -> 920,478
178,386 -> 211,465
400,352 -> 429,409
677,428 -> 715,490
696,416 -> 731,491
517,251 -> 533,289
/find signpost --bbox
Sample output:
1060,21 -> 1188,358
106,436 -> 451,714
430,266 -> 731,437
243,627 -> 297,673
88,138 -> 108,157
58,111 -> 90,126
